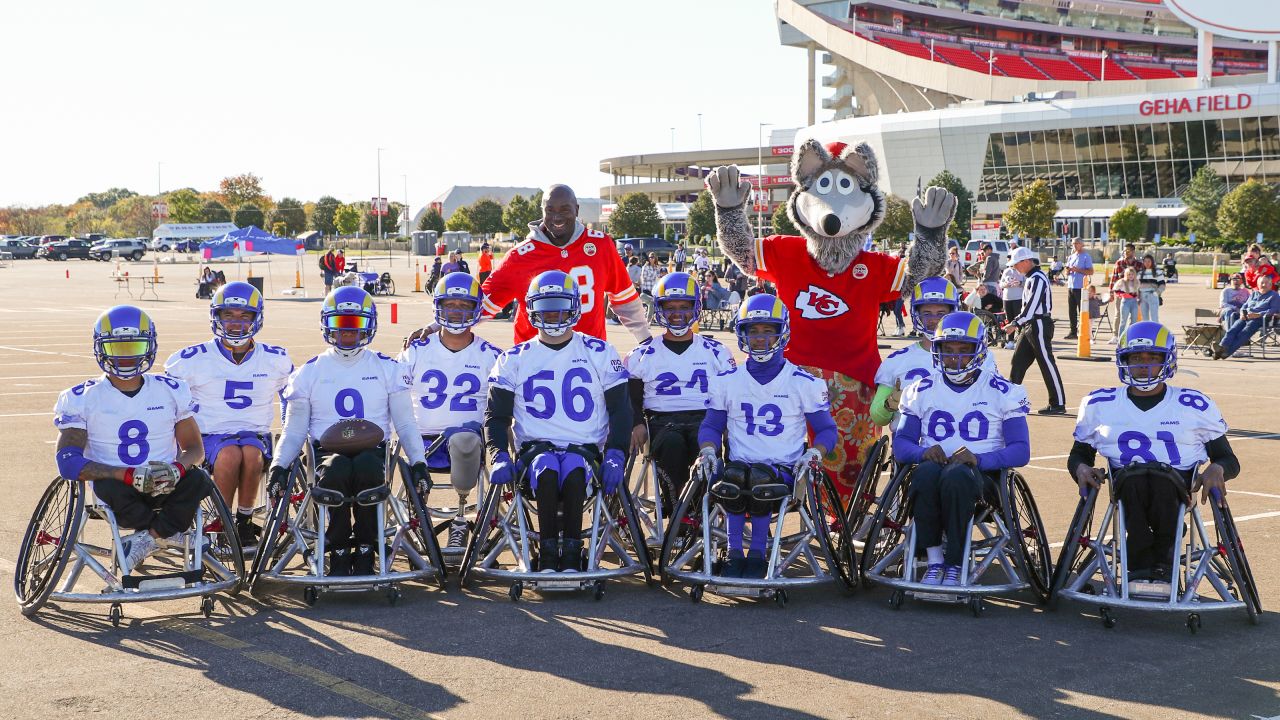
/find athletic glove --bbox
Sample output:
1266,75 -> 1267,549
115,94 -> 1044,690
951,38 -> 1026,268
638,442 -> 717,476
267,465 -> 291,500
410,462 -> 432,498
125,461 -> 184,495
697,446 -> 721,479
489,451 -> 515,485
792,448 -> 824,480
602,449 -> 626,496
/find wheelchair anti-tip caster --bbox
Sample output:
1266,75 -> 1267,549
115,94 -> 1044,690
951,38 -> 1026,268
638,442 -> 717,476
303,586 -> 319,606
969,596 -> 985,618
1187,613 -> 1201,634
1100,607 -> 1116,629
889,589 -> 905,610
593,579 -> 606,601
386,587 -> 401,606
774,590 -> 789,608
109,603 -> 123,628
201,596 -> 215,618
509,581 -> 523,602
690,584 -> 704,604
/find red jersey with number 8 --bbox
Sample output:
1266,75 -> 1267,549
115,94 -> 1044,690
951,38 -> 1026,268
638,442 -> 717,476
480,224 -> 639,343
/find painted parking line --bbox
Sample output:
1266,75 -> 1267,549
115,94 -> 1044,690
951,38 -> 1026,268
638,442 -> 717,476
1029,454 -> 1069,461
0,374 -> 94,380
0,347 -> 93,359
1048,508 -> 1280,548
0,412 -> 53,418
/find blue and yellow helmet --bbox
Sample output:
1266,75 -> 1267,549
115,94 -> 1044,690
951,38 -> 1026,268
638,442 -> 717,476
210,281 -> 264,346
910,276 -> 960,339
433,272 -> 484,333
93,305 -> 157,379
652,271 -> 702,336
1116,321 -> 1177,390
525,270 -> 581,337
734,293 -> 789,362
321,286 -> 377,352
931,311 -> 987,384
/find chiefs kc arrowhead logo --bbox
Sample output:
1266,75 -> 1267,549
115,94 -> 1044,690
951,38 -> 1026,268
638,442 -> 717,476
794,284 -> 850,319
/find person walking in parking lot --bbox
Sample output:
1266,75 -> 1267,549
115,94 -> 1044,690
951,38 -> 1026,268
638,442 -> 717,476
1064,238 -> 1094,340
1004,248 -> 1066,415
673,244 -> 687,272
981,243 -> 1000,293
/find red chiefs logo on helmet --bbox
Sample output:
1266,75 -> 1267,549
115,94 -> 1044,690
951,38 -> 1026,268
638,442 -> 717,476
794,284 -> 850,320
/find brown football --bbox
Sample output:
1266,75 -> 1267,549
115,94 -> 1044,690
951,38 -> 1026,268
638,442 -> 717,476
317,418 -> 385,455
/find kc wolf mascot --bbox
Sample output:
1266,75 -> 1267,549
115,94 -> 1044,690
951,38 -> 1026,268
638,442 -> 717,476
708,139 -> 954,496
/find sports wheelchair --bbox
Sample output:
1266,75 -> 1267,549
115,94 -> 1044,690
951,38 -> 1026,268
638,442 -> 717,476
15,469 -> 245,626
388,433 -> 489,566
972,309 -> 1010,348
458,443 -> 653,601
247,440 -> 446,606
858,463 -> 1051,616
845,436 -> 894,560
623,453 -> 669,551
1050,462 -> 1261,632
658,459 -> 855,607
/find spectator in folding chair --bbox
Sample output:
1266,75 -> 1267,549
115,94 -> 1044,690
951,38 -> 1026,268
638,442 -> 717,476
1214,274 -> 1280,360
1220,274 -> 1250,328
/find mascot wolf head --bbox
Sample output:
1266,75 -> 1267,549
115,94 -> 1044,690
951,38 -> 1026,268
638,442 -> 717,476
787,139 -> 886,274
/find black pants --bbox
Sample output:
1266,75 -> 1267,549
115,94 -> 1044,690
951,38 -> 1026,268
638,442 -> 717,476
648,411 -> 704,513
94,467 -> 210,539
1067,288 -> 1082,336
1003,299 -> 1022,335
909,462 -> 996,566
1009,316 -> 1065,408
1118,471 -> 1190,574
316,449 -> 385,548
535,469 -> 588,541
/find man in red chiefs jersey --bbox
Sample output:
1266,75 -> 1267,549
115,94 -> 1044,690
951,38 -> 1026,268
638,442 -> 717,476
406,185 -> 651,346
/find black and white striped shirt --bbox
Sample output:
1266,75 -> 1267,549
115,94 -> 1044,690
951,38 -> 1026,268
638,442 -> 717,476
1015,266 -> 1052,326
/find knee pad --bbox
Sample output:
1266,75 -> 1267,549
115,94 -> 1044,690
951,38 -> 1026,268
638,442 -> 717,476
747,463 -> 789,516
711,460 -> 749,514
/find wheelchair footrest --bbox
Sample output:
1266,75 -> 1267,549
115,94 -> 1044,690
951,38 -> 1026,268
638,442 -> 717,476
123,568 -> 206,590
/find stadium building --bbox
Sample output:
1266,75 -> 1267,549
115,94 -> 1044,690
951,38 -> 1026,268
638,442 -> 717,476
602,0 -> 1280,240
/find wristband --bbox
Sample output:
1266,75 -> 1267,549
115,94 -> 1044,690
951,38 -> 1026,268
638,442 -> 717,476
172,462 -> 185,477
55,446 -> 92,481
124,467 -> 137,486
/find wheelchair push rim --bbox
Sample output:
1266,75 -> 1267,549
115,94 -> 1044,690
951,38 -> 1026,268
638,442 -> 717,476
15,477 -> 84,616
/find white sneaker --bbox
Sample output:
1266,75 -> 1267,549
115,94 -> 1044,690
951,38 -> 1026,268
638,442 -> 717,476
894,328 -> 905,337
119,530 -> 158,570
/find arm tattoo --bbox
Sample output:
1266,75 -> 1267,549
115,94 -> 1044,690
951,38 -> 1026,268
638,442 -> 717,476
57,428 -> 123,482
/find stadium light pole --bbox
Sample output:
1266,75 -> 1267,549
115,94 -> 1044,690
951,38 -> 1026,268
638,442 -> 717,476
402,174 -> 409,267
697,113 -> 703,151
757,122 -> 774,240
670,127 -> 675,152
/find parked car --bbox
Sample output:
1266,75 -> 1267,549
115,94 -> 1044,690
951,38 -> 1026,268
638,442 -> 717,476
616,236 -> 680,264
961,239 -> 1011,266
38,239 -> 94,260
37,235 -> 69,246
89,238 -> 148,261
0,239 -> 39,258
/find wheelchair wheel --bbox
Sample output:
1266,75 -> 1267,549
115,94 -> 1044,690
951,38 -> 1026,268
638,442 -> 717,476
248,461 -> 303,592
459,483 -> 502,589
1212,501 -> 1262,623
1004,470 -> 1051,603
199,477 -> 245,596
859,464 -> 912,587
659,469 -> 705,586
400,470 -> 448,589
617,484 -> 655,585
14,478 -> 84,616
1048,485 -> 1098,609
845,435 -> 889,540
814,470 -> 858,589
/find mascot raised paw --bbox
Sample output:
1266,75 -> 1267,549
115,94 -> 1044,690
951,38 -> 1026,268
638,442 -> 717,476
707,138 -> 955,497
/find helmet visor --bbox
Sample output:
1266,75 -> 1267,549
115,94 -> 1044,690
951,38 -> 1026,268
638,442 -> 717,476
324,313 -> 373,331
99,339 -> 151,358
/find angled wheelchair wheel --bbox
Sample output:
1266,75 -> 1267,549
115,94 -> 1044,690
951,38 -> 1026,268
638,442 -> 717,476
845,436 -> 890,538
1005,471 -> 1051,603
859,464 -> 912,587
248,462 -> 302,592
659,470 -> 705,586
459,483 -> 502,589
199,478 -> 245,596
617,484 -> 655,585
814,470 -> 858,589
15,478 -> 84,616
1212,501 -> 1262,624
401,471 -> 448,589
1049,485 -> 1098,609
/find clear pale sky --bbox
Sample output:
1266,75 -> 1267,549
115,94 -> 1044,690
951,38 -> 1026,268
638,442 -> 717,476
1,1 -> 813,209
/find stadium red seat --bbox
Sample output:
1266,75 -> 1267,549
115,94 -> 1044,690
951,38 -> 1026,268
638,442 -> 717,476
1028,56 -> 1095,81
993,53 -> 1049,80
873,34 -> 933,60
935,45 -> 999,74
1127,64 -> 1181,80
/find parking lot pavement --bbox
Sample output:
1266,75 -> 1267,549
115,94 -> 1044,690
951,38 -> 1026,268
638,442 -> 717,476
0,256 -> 1276,719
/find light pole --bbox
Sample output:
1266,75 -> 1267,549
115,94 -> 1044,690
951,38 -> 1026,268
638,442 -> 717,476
156,161 -> 163,195
376,148 -> 384,246
402,174 -> 409,266
670,127 -> 675,153
757,122 -> 773,239
697,113 -> 703,151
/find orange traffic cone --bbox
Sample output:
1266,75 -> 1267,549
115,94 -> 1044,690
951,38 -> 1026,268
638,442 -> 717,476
1057,309 -> 1106,363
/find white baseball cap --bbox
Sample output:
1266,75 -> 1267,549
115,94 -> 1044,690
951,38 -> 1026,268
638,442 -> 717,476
1010,247 -> 1039,265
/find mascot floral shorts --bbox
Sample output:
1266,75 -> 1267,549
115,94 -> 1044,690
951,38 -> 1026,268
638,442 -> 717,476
802,365 -> 878,499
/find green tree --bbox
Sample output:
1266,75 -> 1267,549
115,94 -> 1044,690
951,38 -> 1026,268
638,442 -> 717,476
272,197 -> 307,236
608,192 -> 661,238
362,202 -> 402,237
271,221 -> 288,237
926,170 -> 974,243
689,191 -> 718,240
418,207 -> 445,233
875,195 -> 913,245
1003,179 -> 1057,240
312,195 -> 341,235
201,200 -> 231,224
234,204 -> 265,229
108,195 -> 156,236
165,188 -> 203,223
445,206 -> 473,232
219,173 -> 266,208
1109,203 -> 1148,243
1181,165 -> 1226,242
769,201 -> 797,236
467,198 -> 505,235
503,192 -> 543,236
334,204 -> 362,236
1217,179 -> 1280,244
79,187 -> 138,210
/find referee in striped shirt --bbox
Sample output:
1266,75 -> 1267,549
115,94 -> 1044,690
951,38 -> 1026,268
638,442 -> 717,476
1003,247 -> 1067,414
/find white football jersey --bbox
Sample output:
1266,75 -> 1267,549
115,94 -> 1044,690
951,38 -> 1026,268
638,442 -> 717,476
1073,385 -> 1228,471
163,340 -> 293,435
705,362 -> 830,465
897,368 -> 1030,457
53,374 -> 196,466
489,332 -> 628,449
874,342 -> 996,389
624,335 -> 736,413
284,349 -> 412,439
397,333 -> 503,435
